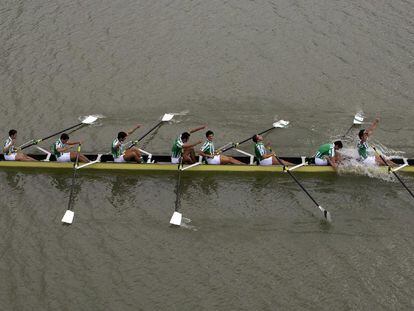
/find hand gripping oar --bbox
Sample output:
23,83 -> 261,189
61,144 -> 82,224
128,113 -> 174,149
218,120 -> 289,154
342,112 -> 364,138
274,154 -> 332,222
373,147 -> 414,200
169,158 -> 184,226
20,115 -> 98,150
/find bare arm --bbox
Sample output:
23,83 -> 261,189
3,138 -> 15,153
365,118 -> 379,137
126,124 -> 141,137
183,140 -> 203,149
189,125 -> 206,134
198,150 -> 214,158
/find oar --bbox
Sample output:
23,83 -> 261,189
373,147 -> 414,200
61,144 -> 82,224
274,154 -> 332,222
128,113 -> 174,149
20,115 -> 98,150
218,120 -> 289,154
342,112 -> 364,138
169,158 -> 184,226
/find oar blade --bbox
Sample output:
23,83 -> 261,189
170,211 -> 182,226
353,112 -> 364,125
273,120 -> 290,128
81,115 -> 99,124
319,206 -> 332,222
62,210 -> 74,224
162,113 -> 175,122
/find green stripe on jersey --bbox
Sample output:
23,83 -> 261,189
111,138 -> 125,158
254,142 -> 267,161
3,137 -> 16,155
171,136 -> 184,158
201,140 -> 214,155
51,139 -> 65,157
315,143 -> 334,159
357,140 -> 369,159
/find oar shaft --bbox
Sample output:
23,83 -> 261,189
374,148 -> 414,199
174,159 -> 183,212
21,123 -> 83,150
67,144 -> 82,211
221,126 -> 276,153
128,121 -> 164,150
286,169 -> 320,207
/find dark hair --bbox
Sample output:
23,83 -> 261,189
181,132 -> 190,140
206,130 -> 214,137
8,129 -> 17,136
358,129 -> 365,139
334,140 -> 343,149
118,131 -> 127,140
252,134 -> 258,143
60,133 -> 69,140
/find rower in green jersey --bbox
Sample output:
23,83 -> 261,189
171,125 -> 206,164
199,130 -> 245,165
252,134 -> 293,166
2,129 -> 37,161
314,140 -> 343,168
111,124 -> 142,163
357,118 -> 396,166
51,133 -> 90,162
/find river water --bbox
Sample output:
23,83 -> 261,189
1,0 -> 414,310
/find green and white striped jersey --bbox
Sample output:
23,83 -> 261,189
200,140 -> 215,155
254,142 -> 267,161
171,136 -> 184,158
357,140 -> 369,159
315,143 -> 335,159
111,138 -> 126,158
3,137 -> 16,155
51,139 -> 65,157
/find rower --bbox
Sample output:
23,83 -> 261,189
314,141 -> 343,168
52,133 -> 89,163
2,130 -> 37,161
199,130 -> 245,165
111,124 -> 142,163
171,125 -> 206,164
357,118 -> 396,166
252,134 -> 293,166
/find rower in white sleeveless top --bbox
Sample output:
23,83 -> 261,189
52,133 -> 89,162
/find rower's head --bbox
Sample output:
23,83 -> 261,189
8,129 -> 17,139
117,131 -> 127,142
206,130 -> 214,141
358,129 -> 367,141
334,140 -> 343,150
181,132 -> 190,143
60,133 -> 69,143
252,134 -> 262,143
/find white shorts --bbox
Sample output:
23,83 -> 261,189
171,157 -> 180,164
362,156 -> 376,166
206,155 -> 221,165
315,157 -> 328,166
259,157 -> 273,166
4,153 -> 16,161
114,155 -> 126,163
57,152 -> 71,162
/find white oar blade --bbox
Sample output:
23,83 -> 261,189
62,210 -> 74,224
162,113 -> 174,122
273,120 -> 290,128
319,206 -> 332,222
170,211 -> 182,226
81,115 -> 99,124
353,112 -> 364,125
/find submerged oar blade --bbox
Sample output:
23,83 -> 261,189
273,120 -> 290,128
162,113 -> 174,122
62,210 -> 74,224
319,206 -> 332,222
81,115 -> 99,124
170,211 -> 182,226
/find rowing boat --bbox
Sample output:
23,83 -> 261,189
1,154 -> 413,173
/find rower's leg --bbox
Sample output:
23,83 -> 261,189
376,155 -> 396,167
272,156 -> 293,166
220,155 -> 245,165
183,148 -> 196,164
70,152 -> 90,163
15,153 -> 37,161
124,148 -> 142,163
